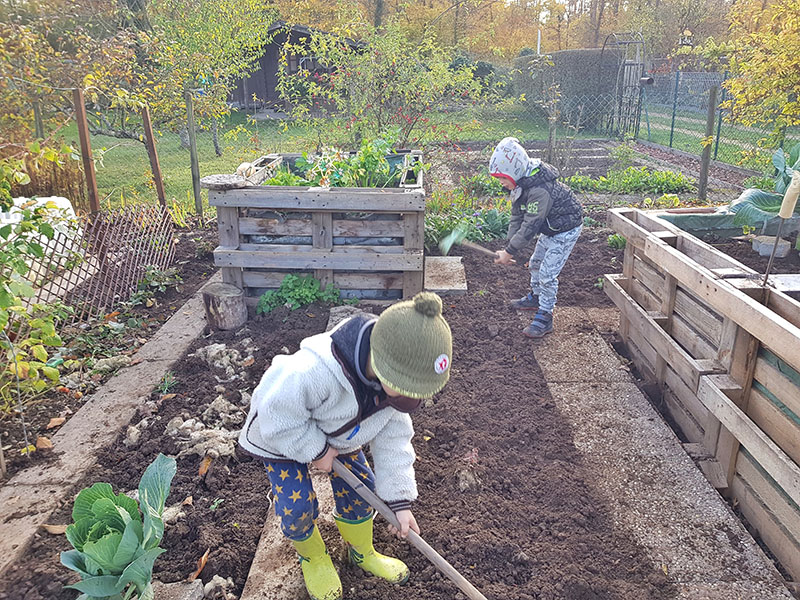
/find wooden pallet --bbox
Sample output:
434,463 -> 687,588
202,152 -> 426,302
605,207 -> 800,580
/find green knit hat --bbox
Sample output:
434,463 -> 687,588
370,292 -> 453,399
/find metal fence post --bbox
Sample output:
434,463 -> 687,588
185,91 -> 203,220
669,70 -> 681,148
713,72 -> 727,161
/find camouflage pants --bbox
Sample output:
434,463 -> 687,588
528,224 -> 582,313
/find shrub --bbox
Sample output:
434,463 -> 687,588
459,168 -> 505,198
566,167 -> 695,194
256,274 -> 344,314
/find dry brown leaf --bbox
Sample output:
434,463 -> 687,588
187,548 -> 210,582
241,357 -> 255,367
104,311 -> 121,322
182,495 -> 194,506
145,298 -> 155,308
46,417 -> 66,429
198,455 -> 213,477
36,436 -> 54,450
42,524 -> 68,535
161,393 -> 177,401
305,313 -> 315,318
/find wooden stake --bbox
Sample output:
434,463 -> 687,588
72,88 -> 100,213
141,105 -> 167,208
185,91 -> 204,220
332,459 -> 489,600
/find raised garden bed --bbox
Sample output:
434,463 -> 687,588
203,152 -> 426,302
604,207 -> 800,580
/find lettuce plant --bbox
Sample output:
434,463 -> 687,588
60,453 -> 177,600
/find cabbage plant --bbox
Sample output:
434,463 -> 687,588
60,453 -> 177,600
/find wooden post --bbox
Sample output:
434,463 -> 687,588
402,212 -> 424,298
32,100 -> 44,139
698,85 -> 718,202
72,88 -> 100,213
141,105 -> 167,208
216,204 -> 243,289
185,91 -> 204,220
202,282 -> 247,330
312,212 -> 333,289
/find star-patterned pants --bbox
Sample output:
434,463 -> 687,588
264,449 -> 376,541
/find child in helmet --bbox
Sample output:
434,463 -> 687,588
489,137 -> 583,338
239,292 -> 452,600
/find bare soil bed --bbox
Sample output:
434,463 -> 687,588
0,227 -> 675,600
0,225 -> 216,479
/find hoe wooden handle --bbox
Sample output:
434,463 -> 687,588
332,459 -> 489,600
462,240 -> 516,263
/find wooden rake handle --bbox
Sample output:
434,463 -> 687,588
331,459 -> 489,600
461,240 -> 516,263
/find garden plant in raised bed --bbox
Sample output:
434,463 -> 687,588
255,274 -> 354,314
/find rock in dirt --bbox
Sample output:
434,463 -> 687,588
176,426 -> 239,460
239,390 -> 252,407
456,467 -> 481,492
202,395 -> 244,428
93,355 -> 132,373
152,580 -> 204,600
196,343 -> 243,379
123,419 -> 148,447
203,575 -> 236,600
752,235 -> 791,258
162,502 -> 187,525
326,306 -> 366,332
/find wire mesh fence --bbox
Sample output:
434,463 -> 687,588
640,70 -> 800,172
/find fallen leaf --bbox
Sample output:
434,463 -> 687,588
161,393 -> 177,401
661,564 -> 668,576
305,313 -> 315,318
46,417 -> 66,429
241,357 -> 255,367
72,391 -> 83,400
20,444 -> 36,455
56,386 -> 70,394
198,455 -> 213,477
182,496 -> 194,506
42,524 -> 68,535
36,436 -> 54,450
423,435 -> 431,441
145,298 -> 155,308
187,548 -> 210,582
104,311 -> 121,322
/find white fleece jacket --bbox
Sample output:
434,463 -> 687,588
238,323 -> 417,506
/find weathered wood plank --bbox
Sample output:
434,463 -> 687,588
697,375 -> 800,507
642,235 -> 800,373
313,212 -> 334,289
239,217 -> 312,236
731,471 -> 800,580
736,451 -> 800,542
747,387 -> 800,466
403,212 -> 424,297
673,288 -> 723,346
753,352 -> 800,422
632,255 -> 665,297
662,386 -> 705,444
238,218 -> 407,238
236,243 -> 406,255
605,274 -> 719,392
215,249 -> 423,271
333,220 -> 405,237
663,366 -> 710,431
208,187 -> 426,212
671,313 -> 718,361
216,206 -> 243,288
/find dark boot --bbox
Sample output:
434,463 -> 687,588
510,292 -> 539,311
523,310 -> 553,338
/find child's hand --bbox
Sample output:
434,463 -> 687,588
388,509 -> 420,539
494,249 -> 514,265
311,446 -> 338,472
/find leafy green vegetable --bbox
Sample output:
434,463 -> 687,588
61,454 -> 176,600
256,274 -> 345,314
730,188 -> 792,227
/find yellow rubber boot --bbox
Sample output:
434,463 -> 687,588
335,514 -> 409,584
291,526 -> 342,600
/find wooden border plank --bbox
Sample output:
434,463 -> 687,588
747,386 -> 800,466
208,187 -> 426,212
238,218 -> 406,238
239,217 -> 311,236
736,451 -> 800,542
215,249 -> 423,271
753,353 -> 800,422
697,375 -> 800,507
312,212 -> 334,289
673,288 -> 722,346
402,212 -> 424,297
216,206 -> 243,288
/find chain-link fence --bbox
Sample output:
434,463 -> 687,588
640,70 -> 800,172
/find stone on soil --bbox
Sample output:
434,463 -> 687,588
93,355 -> 132,373
152,580 -> 204,600
326,305 -> 366,332
204,575 -> 237,600
195,343 -> 243,379
752,235 -> 791,258
202,395 -> 244,427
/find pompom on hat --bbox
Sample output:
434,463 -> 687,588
370,292 -> 453,399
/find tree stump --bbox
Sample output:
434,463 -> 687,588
202,282 -> 247,330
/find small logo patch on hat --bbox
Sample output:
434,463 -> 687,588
434,354 -> 450,374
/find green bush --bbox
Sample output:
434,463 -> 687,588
425,206 -> 510,250
459,168 -> 505,198
256,274 -> 344,314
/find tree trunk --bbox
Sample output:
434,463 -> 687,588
374,0 -> 385,27
202,282 -> 248,331
211,119 -> 222,157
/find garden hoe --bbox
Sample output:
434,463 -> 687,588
332,459 -> 489,600
439,222 -> 513,262
763,171 -> 800,286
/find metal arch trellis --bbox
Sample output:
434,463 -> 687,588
599,32 -> 647,140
